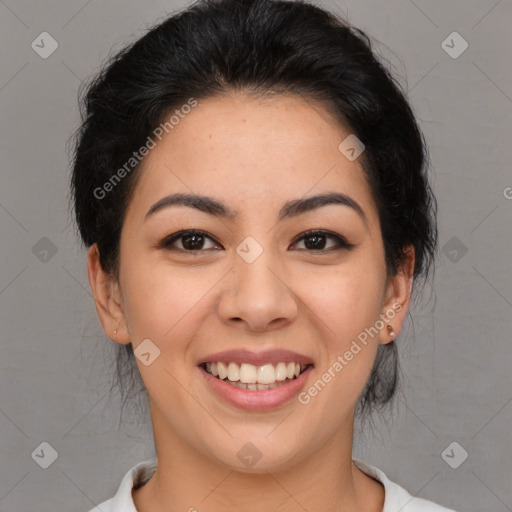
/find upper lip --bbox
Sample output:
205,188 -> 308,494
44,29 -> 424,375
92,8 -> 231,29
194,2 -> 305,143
197,349 -> 314,367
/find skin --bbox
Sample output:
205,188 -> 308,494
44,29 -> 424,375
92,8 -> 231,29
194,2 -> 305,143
88,92 -> 414,512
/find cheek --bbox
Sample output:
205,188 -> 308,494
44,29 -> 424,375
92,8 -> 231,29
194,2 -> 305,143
299,263 -> 385,343
119,258 -> 216,346
296,272 -> 383,412
296,262 -> 385,401
121,275 -> 170,341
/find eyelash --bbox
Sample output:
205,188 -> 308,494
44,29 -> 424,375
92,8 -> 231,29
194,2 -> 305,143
159,229 -> 356,254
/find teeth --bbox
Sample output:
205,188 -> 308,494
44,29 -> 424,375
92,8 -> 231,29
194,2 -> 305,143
256,364 -> 275,384
275,362 -> 288,381
240,363 -> 258,384
227,379 -> 294,390
227,362 -> 240,381
217,362 -> 228,380
204,361 -> 309,385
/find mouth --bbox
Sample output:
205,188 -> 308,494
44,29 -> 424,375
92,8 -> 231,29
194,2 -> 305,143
196,348 -> 315,410
199,361 -> 313,391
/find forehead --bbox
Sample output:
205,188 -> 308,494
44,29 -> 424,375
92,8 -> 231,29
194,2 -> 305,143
126,93 -> 378,225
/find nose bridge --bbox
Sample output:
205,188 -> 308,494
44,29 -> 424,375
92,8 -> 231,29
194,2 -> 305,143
218,235 -> 297,330
234,236 -> 284,301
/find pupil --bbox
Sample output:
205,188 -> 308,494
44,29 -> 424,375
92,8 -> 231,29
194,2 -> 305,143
183,233 -> 203,250
305,234 -> 325,250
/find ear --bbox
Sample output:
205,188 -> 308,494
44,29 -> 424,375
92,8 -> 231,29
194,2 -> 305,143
379,245 -> 415,345
87,244 -> 130,345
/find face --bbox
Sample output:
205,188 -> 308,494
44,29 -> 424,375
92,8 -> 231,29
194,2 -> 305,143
89,92 -> 413,472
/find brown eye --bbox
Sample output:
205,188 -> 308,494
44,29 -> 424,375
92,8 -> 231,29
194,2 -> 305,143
291,230 -> 356,252
160,230 -> 221,252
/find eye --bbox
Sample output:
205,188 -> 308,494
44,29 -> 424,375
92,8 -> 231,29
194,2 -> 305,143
290,230 -> 356,252
160,230 -> 222,252
159,229 -> 356,254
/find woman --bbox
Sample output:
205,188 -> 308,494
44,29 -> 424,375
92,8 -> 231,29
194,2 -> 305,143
71,0 -> 457,510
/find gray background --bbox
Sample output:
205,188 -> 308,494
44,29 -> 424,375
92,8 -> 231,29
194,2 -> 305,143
1,0 -> 511,510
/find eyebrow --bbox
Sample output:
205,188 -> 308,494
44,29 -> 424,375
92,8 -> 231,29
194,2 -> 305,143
145,192 -> 367,226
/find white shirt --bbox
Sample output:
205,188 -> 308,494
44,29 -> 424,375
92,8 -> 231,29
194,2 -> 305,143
88,458 -> 457,512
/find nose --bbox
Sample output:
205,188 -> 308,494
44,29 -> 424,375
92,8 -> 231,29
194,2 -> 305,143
217,248 -> 298,333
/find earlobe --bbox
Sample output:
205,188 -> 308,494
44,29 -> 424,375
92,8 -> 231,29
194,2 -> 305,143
87,244 -> 130,345
379,245 -> 415,344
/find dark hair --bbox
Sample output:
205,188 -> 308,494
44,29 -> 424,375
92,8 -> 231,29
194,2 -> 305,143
70,0 -> 438,423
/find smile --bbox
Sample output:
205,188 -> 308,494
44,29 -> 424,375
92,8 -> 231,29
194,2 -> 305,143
198,362 -> 314,412
201,361 -> 311,390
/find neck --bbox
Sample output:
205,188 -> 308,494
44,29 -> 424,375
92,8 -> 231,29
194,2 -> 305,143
132,404 -> 384,512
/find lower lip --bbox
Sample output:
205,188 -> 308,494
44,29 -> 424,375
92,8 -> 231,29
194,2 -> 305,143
199,365 -> 314,412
